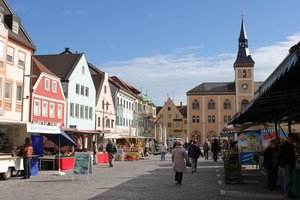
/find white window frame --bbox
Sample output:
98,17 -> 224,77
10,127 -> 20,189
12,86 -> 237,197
34,100 -> 40,116
58,104 -> 63,119
69,103 -> 74,118
89,107 -> 93,120
45,78 -> 50,91
75,84 -> 80,94
85,87 -> 89,97
42,101 -> 48,117
52,81 -> 57,93
80,105 -> 84,119
80,85 -> 84,95
82,66 -> 85,74
5,81 -> 12,100
12,21 -> 19,34
49,103 -> 55,118
75,104 -> 79,118
7,46 -> 14,63
16,85 -> 22,102
18,51 -> 25,68
85,106 -> 88,119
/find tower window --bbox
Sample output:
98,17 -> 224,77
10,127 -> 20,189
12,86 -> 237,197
192,100 -> 199,110
242,69 -> 247,78
208,99 -> 215,110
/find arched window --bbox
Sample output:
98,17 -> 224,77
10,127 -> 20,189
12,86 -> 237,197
212,115 -> 215,123
191,130 -> 201,143
224,115 -> 228,123
242,69 -> 247,78
208,115 -> 212,123
224,99 -> 231,109
208,99 -> 215,110
247,69 -> 251,78
196,115 -> 200,123
241,99 -> 249,111
192,100 -> 200,110
192,115 -> 196,123
207,130 -> 217,139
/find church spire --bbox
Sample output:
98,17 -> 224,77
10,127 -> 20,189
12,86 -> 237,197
234,14 -> 254,65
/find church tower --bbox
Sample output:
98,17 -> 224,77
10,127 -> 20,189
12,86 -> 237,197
234,15 -> 255,112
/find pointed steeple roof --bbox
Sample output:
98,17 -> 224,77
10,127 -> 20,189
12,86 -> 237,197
234,14 -> 254,65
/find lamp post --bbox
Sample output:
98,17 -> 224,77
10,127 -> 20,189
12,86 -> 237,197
21,74 -> 36,121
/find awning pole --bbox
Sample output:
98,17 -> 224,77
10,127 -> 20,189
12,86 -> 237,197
275,122 -> 278,139
288,121 -> 292,134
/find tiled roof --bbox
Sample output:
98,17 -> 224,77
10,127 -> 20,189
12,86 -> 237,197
109,76 -> 140,98
34,53 -> 83,80
0,0 -> 35,49
88,63 -> 103,94
177,106 -> 187,118
187,82 -> 236,95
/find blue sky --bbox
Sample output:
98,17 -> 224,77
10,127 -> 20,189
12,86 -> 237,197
8,0 -> 300,106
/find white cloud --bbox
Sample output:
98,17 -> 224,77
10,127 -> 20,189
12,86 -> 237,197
102,32 -> 300,106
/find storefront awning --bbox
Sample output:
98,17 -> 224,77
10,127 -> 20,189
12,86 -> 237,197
62,128 -> 110,134
230,42 -> 300,124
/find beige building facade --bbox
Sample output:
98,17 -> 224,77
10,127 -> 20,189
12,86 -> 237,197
186,17 -> 262,143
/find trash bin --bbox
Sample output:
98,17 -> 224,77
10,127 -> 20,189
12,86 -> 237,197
30,155 -> 39,176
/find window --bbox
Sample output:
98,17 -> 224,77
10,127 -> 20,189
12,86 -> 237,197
192,115 -> 196,123
0,40 -> 5,60
80,85 -> 84,95
45,78 -> 50,91
242,69 -> 247,78
42,102 -> 48,117
58,104 -> 63,118
167,123 -> 171,127
49,103 -> 55,118
167,107 -> 171,111
212,115 -> 216,123
111,120 -> 114,128
75,104 -> 79,118
196,115 -> 200,123
241,99 -> 249,111
192,100 -> 199,110
80,105 -> 84,118
106,118 -> 110,128
34,100 -> 40,116
104,85 -> 107,94
208,115 -> 212,123
12,21 -> 19,34
69,103 -> 74,117
7,46 -> 14,63
85,87 -> 89,97
18,52 -> 25,68
98,117 -> 101,127
175,122 -> 180,128
52,81 -> 57,92
89,107 -> 93,120
224,99 -> 231,109
175,114 -> 180,119
5,81 -> 12,99
159,114 -> 163,118
82,66 -> 85,74
208,99 -> 215,110
75,84 -> 80,94
15,85 -> 22,101
85,106 -> 88,119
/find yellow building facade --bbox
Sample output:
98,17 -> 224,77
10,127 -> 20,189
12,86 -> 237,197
186,17 -> 262,143
156,98 -> 187,141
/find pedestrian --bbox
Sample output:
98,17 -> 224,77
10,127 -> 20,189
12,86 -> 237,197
159,141 -> 168,161
22,137 -> 33,179
203,140 -> 210,160
188,140 -> 203,173
211,138 -> 219,162
172,140 -> 191,186
92,141 -> 98,165
278,134 -> 297,199
106,139 -> 117,167
262,140 -> 279,191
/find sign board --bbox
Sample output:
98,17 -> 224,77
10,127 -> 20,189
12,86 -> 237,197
27,123 -> 60,133
72,152 -> 92,181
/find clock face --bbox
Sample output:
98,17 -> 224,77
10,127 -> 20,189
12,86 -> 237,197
242,83 -> 248,90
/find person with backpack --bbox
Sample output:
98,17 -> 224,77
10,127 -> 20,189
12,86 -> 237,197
106,139 -> 117,167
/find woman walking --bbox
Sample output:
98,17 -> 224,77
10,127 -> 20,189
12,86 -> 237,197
172,140 -> 191,186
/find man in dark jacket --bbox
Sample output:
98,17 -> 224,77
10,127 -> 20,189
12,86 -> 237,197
278,134 -> 297,199
263,140 -> 279,190
106,139 -> 117,167
211,138 -> 219,162
188,140 -> 203,173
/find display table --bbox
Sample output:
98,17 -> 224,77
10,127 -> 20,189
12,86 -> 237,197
124,151 -> 139,161
97,153 -> 109,164
39,156 -> 55,170
55,157 -> 74,170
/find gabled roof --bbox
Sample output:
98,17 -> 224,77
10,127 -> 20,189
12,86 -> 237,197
156,106 -> 163,115
109,76 -> 140,98
187,82 -> 236,95
34,53 -> 83,80
177,106 -> 187,118
88,63 -> 103,95
0,0 -> 35,50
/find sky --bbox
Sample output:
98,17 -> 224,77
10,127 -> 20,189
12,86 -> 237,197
7,0 -> 300,106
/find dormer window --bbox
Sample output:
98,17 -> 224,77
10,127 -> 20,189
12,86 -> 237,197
12,20 -> 19,34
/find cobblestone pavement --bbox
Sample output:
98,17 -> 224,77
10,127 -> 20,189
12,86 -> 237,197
0,154 -> 290,200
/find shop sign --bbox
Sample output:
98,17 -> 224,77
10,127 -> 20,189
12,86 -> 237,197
27,123 -> 60,133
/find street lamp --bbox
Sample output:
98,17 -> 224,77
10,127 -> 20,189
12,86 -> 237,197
21,74 -> 36,121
